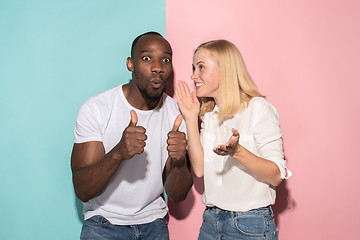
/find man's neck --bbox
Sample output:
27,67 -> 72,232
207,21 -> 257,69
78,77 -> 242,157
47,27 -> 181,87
122,83 -> 161,110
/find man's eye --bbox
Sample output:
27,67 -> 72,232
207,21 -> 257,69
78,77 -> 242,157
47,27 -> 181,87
142,56 -> 151,61
199,65 -> 204,70
163,58 -> 171,63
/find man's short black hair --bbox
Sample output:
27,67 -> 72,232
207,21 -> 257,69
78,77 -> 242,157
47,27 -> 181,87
131,31 -> 163,58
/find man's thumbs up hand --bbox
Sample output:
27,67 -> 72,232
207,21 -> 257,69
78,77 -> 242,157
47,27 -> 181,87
116,110 -> 147,160
129,110 -> 138,127
167,114 -> 187,162
172,114 -> 183,131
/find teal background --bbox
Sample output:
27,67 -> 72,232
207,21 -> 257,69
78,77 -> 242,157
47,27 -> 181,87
0,0 -> 165,239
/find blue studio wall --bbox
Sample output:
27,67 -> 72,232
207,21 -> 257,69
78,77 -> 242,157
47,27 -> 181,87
0,1 -> 165,239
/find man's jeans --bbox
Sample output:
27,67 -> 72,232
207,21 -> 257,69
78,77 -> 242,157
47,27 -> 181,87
199,206 -> 278,240
80,215 -> 169,240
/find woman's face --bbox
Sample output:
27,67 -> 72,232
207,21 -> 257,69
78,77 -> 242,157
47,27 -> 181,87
191,48 -> 220,103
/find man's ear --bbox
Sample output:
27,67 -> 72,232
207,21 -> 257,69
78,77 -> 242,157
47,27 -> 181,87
126,57 -> 134,72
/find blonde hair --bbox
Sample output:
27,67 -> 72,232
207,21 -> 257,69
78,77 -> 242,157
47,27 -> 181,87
196,40 -> 264,119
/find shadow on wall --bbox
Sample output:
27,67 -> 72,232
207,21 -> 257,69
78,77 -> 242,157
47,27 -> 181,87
273,175 -> 296,227
168,176 -> 204,219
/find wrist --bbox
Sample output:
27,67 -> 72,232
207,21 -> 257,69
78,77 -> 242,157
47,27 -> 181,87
108,148 -> 124,163
232,144 -> 243,158
184,115 -> 198,122
171,156 -> 186,169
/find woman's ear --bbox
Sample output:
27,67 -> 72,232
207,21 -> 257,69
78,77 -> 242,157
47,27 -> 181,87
126,57 -> 134,71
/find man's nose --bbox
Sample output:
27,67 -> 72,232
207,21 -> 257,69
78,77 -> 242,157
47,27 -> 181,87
151,60 -> 164,73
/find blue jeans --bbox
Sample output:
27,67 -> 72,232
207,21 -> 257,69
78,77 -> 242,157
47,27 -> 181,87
198,206 -> 278,240
80,215 -> 169,240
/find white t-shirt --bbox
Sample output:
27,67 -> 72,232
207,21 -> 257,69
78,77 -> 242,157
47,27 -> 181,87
74,84 -> 186,225
200,97 -> 292,212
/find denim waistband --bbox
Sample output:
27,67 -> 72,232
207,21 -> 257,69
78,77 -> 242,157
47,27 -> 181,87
205,205 -> 273,216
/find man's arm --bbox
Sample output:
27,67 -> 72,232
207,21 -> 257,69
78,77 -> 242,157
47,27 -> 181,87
71,141 -> 123,202
164,115 -> 193,202
164,154 -> 193,202
71,110 -> 147,202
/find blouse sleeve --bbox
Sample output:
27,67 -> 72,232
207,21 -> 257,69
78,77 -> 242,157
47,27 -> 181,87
252,100 -> 292,179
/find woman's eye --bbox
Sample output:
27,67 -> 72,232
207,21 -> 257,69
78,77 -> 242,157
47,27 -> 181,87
199,65 -> 204,70
163,58 -> 171,63
142,56 -> 151,61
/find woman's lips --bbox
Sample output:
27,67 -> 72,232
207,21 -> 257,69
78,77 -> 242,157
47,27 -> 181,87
195,82 -> 203,89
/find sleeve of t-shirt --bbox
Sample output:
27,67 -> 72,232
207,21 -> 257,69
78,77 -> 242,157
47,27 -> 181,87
252,100 -> 292,179
74,100 -> 103,143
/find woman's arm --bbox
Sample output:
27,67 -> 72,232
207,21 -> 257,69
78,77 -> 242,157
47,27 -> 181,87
213,128 -> 282,186
176,81 -> 204,177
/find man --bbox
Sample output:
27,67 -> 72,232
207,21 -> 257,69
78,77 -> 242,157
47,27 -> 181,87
71,32 -> 193,239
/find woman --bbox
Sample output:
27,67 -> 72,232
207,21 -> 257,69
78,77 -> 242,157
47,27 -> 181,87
176,40 -> 291,240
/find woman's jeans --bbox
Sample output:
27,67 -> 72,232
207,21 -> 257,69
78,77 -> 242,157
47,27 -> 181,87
198,206 -> 278,240
80,215 -> 169,240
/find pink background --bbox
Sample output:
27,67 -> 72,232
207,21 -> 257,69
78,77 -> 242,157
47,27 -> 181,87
166,0 -> 360,239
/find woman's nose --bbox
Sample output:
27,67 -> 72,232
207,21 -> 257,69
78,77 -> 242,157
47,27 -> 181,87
191,71 -> 197,80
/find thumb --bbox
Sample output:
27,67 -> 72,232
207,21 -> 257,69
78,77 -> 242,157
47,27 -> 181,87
172,114 -> 183,131
231,128 -> 239,136
226,128 -> 240,147
129,110 -> 138,126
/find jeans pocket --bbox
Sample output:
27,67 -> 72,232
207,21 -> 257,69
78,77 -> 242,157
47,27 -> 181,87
84,215 -> 111,227
233,213 -> 267,237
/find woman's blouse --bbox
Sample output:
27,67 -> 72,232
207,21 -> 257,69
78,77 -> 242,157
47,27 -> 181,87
200,97 -> 292,212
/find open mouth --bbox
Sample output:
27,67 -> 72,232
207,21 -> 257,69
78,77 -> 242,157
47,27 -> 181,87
151,79 -> 163,89
195,82 -> 203,89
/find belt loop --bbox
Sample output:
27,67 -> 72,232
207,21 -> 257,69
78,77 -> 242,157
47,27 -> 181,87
269,205 -> 274,216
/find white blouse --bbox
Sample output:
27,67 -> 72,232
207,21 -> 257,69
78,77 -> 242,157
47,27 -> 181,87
200,97 -> 292,212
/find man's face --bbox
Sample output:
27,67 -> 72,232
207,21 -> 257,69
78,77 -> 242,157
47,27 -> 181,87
127,35 -> 173,100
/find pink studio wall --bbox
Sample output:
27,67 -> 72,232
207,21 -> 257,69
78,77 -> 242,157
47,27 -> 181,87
166,0 -> 360,239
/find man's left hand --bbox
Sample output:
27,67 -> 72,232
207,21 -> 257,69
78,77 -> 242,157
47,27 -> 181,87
167,115 -> 187,164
